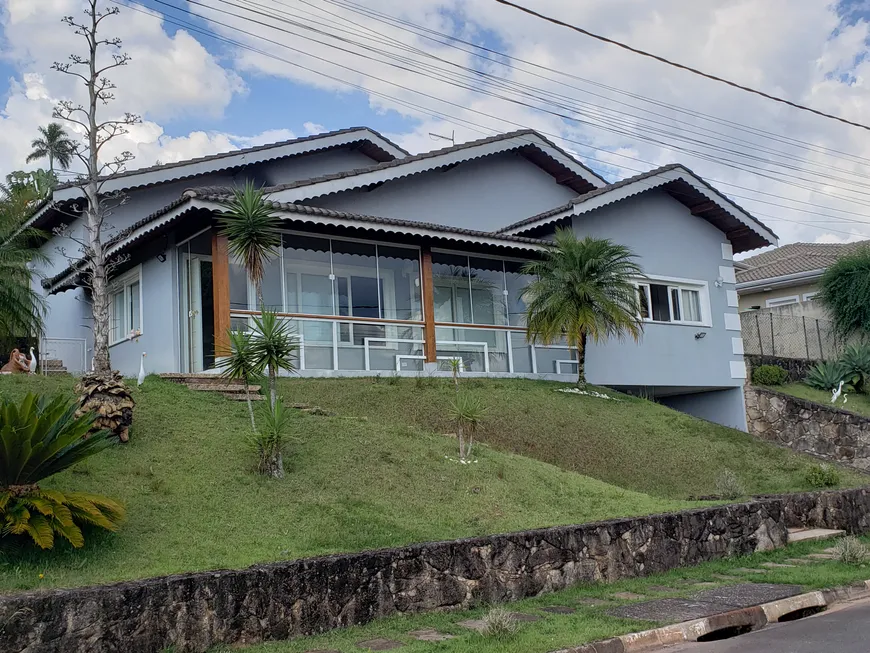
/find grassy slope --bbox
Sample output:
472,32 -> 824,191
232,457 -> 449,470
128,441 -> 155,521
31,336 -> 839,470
282,378 -> 868,499
236,536 -> 870,653
776,382 -> 870,418
0,375 -> 686,593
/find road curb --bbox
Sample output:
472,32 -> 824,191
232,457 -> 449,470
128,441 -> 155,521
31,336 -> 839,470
554,580 -> 870,653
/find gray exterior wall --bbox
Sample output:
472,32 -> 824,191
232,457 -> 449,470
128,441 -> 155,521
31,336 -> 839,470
661,388 -> 748,431
36,146 -> 383,376
561,191 -> 743,391
312,152 -> 578,232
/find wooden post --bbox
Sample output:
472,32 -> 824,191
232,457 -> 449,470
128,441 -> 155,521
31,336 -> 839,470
420,247 -> 437,363
212,232 -> 231,356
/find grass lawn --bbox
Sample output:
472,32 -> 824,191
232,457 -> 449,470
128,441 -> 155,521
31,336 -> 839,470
0,375 -> 690,593
230,536 -> 870,653
281,377 -> 868,499
775,382 -> 870,419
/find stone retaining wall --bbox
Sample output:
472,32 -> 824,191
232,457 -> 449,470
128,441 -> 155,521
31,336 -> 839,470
745,386 -> 870,470
2,488 -> 870,653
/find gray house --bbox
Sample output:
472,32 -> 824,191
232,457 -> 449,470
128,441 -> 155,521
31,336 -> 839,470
29,127 -> 777,430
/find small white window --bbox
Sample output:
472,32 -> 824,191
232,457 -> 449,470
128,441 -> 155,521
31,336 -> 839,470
109,268 -> 142,345
803,292 -> 818,302
636,281 -> 706,325
765,295 -> 799,308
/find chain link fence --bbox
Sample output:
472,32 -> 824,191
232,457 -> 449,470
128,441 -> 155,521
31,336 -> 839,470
741,312 -> 845,361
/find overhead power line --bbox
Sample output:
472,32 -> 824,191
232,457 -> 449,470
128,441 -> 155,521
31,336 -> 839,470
493,0 -> 870,133
113,0 -> 870,239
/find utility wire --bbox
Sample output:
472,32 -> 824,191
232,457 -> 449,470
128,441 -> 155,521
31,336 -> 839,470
493,0 -> 870,133
115,1 -> 870,238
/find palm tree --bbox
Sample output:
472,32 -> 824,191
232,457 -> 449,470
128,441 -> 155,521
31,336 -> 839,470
216,182 -> 282,310
26,123 -> 76,173
0,179 -> 47,340
217,328 -> 262,430
522,229 -> 644,387
250,310 -> 298,409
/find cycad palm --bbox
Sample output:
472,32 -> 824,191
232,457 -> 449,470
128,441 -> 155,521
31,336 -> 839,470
0,394 -> 124,549
25,123 -> 76,173
522,229 -> 644,386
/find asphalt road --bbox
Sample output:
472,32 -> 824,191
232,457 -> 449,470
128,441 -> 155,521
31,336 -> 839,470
666,598 -> 870,653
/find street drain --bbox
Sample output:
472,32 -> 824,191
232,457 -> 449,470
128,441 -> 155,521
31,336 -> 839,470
777,605 -> 826,622
696,624 -> 755,642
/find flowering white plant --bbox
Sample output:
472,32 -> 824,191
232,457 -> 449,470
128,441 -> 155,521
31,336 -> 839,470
556,387 -> 620,401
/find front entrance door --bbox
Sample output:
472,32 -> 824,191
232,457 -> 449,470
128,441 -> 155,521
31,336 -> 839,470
181,253 -> 215,373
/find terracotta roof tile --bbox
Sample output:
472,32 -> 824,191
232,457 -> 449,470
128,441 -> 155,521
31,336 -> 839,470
736,241 -> 870,283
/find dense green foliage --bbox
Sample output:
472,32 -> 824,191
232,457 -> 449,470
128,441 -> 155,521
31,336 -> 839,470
818,247 -> 870,339
805,360 -> 850,391
840,343 -> 870,393
805,463 -> 841,489
752,364 -> 788,386
0,394 -> 123,549
522,229 -> 643,385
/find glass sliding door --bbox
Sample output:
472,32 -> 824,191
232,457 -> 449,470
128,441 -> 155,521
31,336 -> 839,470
178,231 -> 215,373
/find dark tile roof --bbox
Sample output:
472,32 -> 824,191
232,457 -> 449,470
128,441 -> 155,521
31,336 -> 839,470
496,163 -> 778,247
43,189 -> 548,292
737,241 -> 870,283
228,129 -> 605,198
53,126 -> 408,192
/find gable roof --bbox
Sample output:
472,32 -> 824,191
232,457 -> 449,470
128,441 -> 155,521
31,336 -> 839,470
260,130 -> 606,203
43,190 -> 547,294
495,164 -> 777,254
736,241 -> 870,285
52,127 -> 407,199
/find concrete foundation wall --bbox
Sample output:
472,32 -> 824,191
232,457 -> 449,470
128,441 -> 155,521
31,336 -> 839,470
660,387 -> 748,431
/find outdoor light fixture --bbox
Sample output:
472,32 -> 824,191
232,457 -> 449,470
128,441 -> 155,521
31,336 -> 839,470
714,277 -> 724,288
695,332 -> 707,340
157,252 -> 167,263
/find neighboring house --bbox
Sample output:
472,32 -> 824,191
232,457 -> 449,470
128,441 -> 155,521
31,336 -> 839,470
736,241 -> 869,314
29,127 -> 776,430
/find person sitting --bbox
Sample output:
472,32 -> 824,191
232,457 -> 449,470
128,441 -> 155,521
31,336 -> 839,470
0,349 -> 31,374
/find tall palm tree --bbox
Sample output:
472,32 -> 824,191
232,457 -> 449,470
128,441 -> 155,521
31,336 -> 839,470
26,123 -> 76,173
522,229 -> 644,386
0,178 -> 47,339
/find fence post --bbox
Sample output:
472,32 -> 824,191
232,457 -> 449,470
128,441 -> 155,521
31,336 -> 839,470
770,312 -> 775,357
817,321 -> 824,361
757,313 -> 764,357
803,316 -> 810,359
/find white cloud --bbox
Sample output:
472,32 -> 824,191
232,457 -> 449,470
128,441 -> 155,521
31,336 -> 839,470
303,121 -> 326,135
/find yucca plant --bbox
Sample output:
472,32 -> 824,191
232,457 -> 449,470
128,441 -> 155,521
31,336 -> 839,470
0,394 -> 124,549
217,327 -> 263,430
450,393 -> 486,462
840,344 -> 870,394
249,399 -> 298,479
250,310 -> 298,409
805,360 -> 850,391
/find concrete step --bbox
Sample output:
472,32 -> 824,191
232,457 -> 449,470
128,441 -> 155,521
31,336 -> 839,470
787,528 -> 846,544
161,374 -> 228,384
186,383 -> 262,394
219,392 -> 266,401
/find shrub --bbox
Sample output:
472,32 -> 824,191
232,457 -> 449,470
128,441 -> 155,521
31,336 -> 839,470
715,470 -> 745,500
805,463 -> 841,489
818,247 -> 870,339
450,393 -> 486,462
481,607 -> 519,638
752,364 -> 788,386
834,535 -> 870,565
805,361 -> 850,391
840,344 -> 870,394
0,394 -> 124,549
247,401 -> 297,480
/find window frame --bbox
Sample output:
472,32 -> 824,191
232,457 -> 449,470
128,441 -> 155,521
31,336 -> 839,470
634,275 -> 711,327
108,265 -> 143,347
765,295 -> 800,308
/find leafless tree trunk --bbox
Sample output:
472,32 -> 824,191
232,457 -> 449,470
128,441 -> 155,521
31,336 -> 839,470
457,422 -> 466,461
52,0 -> 140,374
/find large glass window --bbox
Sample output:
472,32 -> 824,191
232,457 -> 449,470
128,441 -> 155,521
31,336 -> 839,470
109,268 -> 142,345
432,253 -> 472,324
283,235 -> 332,316
379,245 -> 421,321
469,257 -> 508,326
504,260 -> 532,327
636,279 -> 707,325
